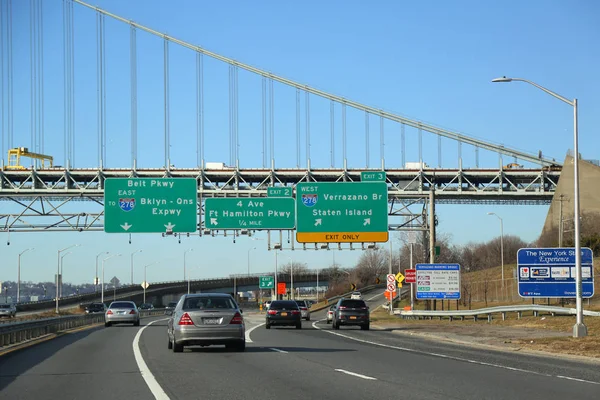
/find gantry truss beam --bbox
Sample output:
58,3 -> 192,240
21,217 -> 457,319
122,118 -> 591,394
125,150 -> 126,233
72,0 -> 560,167
0,168 -> 558,233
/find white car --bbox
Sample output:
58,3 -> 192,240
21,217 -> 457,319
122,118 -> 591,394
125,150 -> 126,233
326,305 -> 336,323
350,291 -> 362,300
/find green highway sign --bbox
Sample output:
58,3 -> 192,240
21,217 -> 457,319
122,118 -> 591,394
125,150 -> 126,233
205,198 -> 295,230
360,171 -> 386,182
104,178 -> 198,233
267,187 -> 292,197
296,182 -> 388,243
259,276 -> 275,289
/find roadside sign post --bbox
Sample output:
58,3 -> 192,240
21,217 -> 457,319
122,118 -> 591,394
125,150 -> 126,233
415,264 -> 461,300
104,178 -> 197,233
204,198 -> 295,230
517,247 -> 594,298
296,182 -> 388,243
387,274 -> 396,315
405,269 -> 416,310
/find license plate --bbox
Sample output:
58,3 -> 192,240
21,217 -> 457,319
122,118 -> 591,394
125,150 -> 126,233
204,318 -> 220,325
118,311 -> 127,314
350,316 -> 357,320
281,312 -> 288,316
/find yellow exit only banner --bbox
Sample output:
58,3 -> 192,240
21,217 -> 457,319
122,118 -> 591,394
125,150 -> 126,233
296,232 -> 389,243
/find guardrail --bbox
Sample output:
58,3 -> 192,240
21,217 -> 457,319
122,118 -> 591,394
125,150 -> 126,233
397,305 -> 600,322
0,308 -> 166,351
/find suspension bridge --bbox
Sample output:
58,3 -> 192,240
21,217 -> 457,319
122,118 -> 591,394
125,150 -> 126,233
0,0 -> 562,235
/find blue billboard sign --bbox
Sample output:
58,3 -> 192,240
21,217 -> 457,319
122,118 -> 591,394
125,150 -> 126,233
415,264 -> 461,300
517,247 -> 594,298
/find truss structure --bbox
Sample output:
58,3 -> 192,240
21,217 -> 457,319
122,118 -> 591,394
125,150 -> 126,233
0,167 -> 559,233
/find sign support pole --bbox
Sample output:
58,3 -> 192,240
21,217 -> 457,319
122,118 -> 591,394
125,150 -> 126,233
389,239 -> 393,315
410,243 -> 414,311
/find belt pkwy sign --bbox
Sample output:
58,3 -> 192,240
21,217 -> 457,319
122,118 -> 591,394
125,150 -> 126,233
104,178 -> 198,233
204,198 -> 295,230
295,182 -> 388,243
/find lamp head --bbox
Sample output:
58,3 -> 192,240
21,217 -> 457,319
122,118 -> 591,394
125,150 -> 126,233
492,76 -> 513,83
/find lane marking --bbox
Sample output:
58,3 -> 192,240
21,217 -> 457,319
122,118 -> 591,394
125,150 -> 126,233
335,368 -> 377,381
556,375 -> 600,385
312,319 -> 600,385
367,292 -> 383,301
245,322 -> 265,343
269,348 -> 288,354
133,318 -> 170,400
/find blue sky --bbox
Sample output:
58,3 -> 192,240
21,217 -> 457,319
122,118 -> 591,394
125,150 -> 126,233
1,0 -> 599,285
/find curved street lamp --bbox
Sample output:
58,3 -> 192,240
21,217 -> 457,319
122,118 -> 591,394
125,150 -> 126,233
492,76 -> 585,337
56,244 -> 81,314
17,248 -> 34,303
101,254 -> 121,304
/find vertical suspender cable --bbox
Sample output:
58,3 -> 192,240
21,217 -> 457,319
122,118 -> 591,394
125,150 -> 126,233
295,89 -> 300,168
418,124 -> 423,164
261,77 -> 266,168
380,115 -> 384,169
7,0 -> 13,150
235,66 -> 239,166
39,0 -> 44,155
68,1 -> 72,167
401,124 -> 405,168
200,53 -> 204,168
69,0 -> 74,166
305,92 -> 310,167
0,0 -> 4,164
30,0 -> 35,155
269,78 -> 274,168
438,135 -> 442,168
330,101 -> 335,168
458,140 -> 462,167
130,25 -> 137,168
365,112 -> 369,168
195,52 -> 200,167
163,38 -> 170,168
475,146 -> 479,168
342,103 -> 346,169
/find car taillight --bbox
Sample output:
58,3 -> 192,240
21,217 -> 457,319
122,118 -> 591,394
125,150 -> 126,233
268,310 -> 277,315
129,309 -> 137,314
230,312 -> 243,324
301,307 -> 307,311
360,307 -> 368,310
106,310 -> 113,315
178,312 -> 194,326
338,306 -> 347,310
291,310 -> 300,315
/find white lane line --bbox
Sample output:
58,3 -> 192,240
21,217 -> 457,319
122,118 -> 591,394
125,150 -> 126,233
133,318 -> 170,400
367,292 -> 383,301
335,369 -> 377,381
557,376 -> 600,385
311,319 -> 600,386
269,348 -> 289,353
245,322 -> 266,343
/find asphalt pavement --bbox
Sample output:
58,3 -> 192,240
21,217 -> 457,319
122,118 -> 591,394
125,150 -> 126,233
1,292 -> 599,400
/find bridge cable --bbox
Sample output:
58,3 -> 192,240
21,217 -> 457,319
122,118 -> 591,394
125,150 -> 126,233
261,76 -> 266,168
295,89 -> 300,168
305,91 -> 310,167
418,125 -> 422,165
330,101 -> 335,168
130,25 -> 137,168
380,115 -> 384,170
475,146 -> 479,168
1,0 -> 4,164
365,111 -> 369,168
438,134 -> 442,168
269,78 -> 274,168
401,123 -> 405,168
196,52 -> 204,168
342,103 -> 346,169
7,0 -> 13,150
39,0 -> 45,155
164,38 -> 170,168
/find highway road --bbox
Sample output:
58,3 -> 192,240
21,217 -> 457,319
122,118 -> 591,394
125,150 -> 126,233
1,291 -> 599,400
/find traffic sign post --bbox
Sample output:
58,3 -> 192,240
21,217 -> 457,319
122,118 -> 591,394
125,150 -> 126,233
415,264 -> 461,299
205,198 -> 295,230
259,276 -> 275,289
104,178 -> 197,233
295,182 -> 388,243
517,247 -> 594,298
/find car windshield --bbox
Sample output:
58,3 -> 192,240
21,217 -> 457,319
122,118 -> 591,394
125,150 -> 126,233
110,302 -> 135,309
0,304 -> 11,309
340,300 -> 366,308
182,296 -> 236,310
270,301 -> 299,310
295,301 -> 307,307
167,302 -> 178,307
89,304 -> 103,309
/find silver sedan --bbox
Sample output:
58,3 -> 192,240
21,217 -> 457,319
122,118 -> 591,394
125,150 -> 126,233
167,293 -> 245,353
105,301 -> 140,327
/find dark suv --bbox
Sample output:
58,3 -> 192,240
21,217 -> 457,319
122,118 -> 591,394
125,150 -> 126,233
265,300 -> 302,329
85,303 -> 107,314
332,299 -> 370,330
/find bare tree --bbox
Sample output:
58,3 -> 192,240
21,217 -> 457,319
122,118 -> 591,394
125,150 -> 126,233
279,261 -> 309,275
354,248 -> 387,286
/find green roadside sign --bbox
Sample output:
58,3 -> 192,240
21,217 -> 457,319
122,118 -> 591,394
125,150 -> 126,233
104,178 -> 198,233
296,182 -> 388,243
267,187 -> 292,197
204,198 -> 295,230
259,276 -> 275,289
360,171 -> 386,182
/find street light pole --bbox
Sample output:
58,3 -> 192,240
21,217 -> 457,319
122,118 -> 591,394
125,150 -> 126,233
492,76 -> 585,337
131,250 -> 142,285
184,248 -> 193,281
95,252 -> 109,293
59,251 -> 73,298
101,254 -> 121,304
56,244 -> 81,314
487,212 -> 504,287
144,261 -> 159,304
17,248 -> 34,303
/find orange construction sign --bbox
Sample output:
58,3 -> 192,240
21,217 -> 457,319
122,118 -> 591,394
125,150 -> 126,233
384,290 -> 396,300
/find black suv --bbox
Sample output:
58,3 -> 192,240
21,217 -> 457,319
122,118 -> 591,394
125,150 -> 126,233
265,300 -> 302,329
332,299 -> 370,330
85,303 -> 106,314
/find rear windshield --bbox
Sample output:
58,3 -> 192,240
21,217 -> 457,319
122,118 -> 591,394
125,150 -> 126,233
168,302 -> 178,307
110,302 -> 135,309
339,300 -> 367,308
295,301 -> 307,307
270,301 -> 299,310
183,296 -> 235,310
0,304 -> 11,309
88,304 -> 104,308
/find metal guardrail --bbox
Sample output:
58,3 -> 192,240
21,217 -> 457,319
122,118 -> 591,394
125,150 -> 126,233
0,308 -> 166,351
397,305 -> 600,322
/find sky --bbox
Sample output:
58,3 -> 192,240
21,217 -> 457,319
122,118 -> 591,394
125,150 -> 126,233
1,0 -> 599,286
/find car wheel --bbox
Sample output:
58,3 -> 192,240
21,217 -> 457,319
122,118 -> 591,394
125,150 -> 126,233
334,321 -> 340,330
306,316 -> 310,321
168,338 -> 173,349
134,320 -> 140,326
172,340 -> 183,353
361,324 -> 370,331
104,322 -> 111,327
234,340 -> 246,352
296,323 -> 302,329
265,322 -> 271,329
